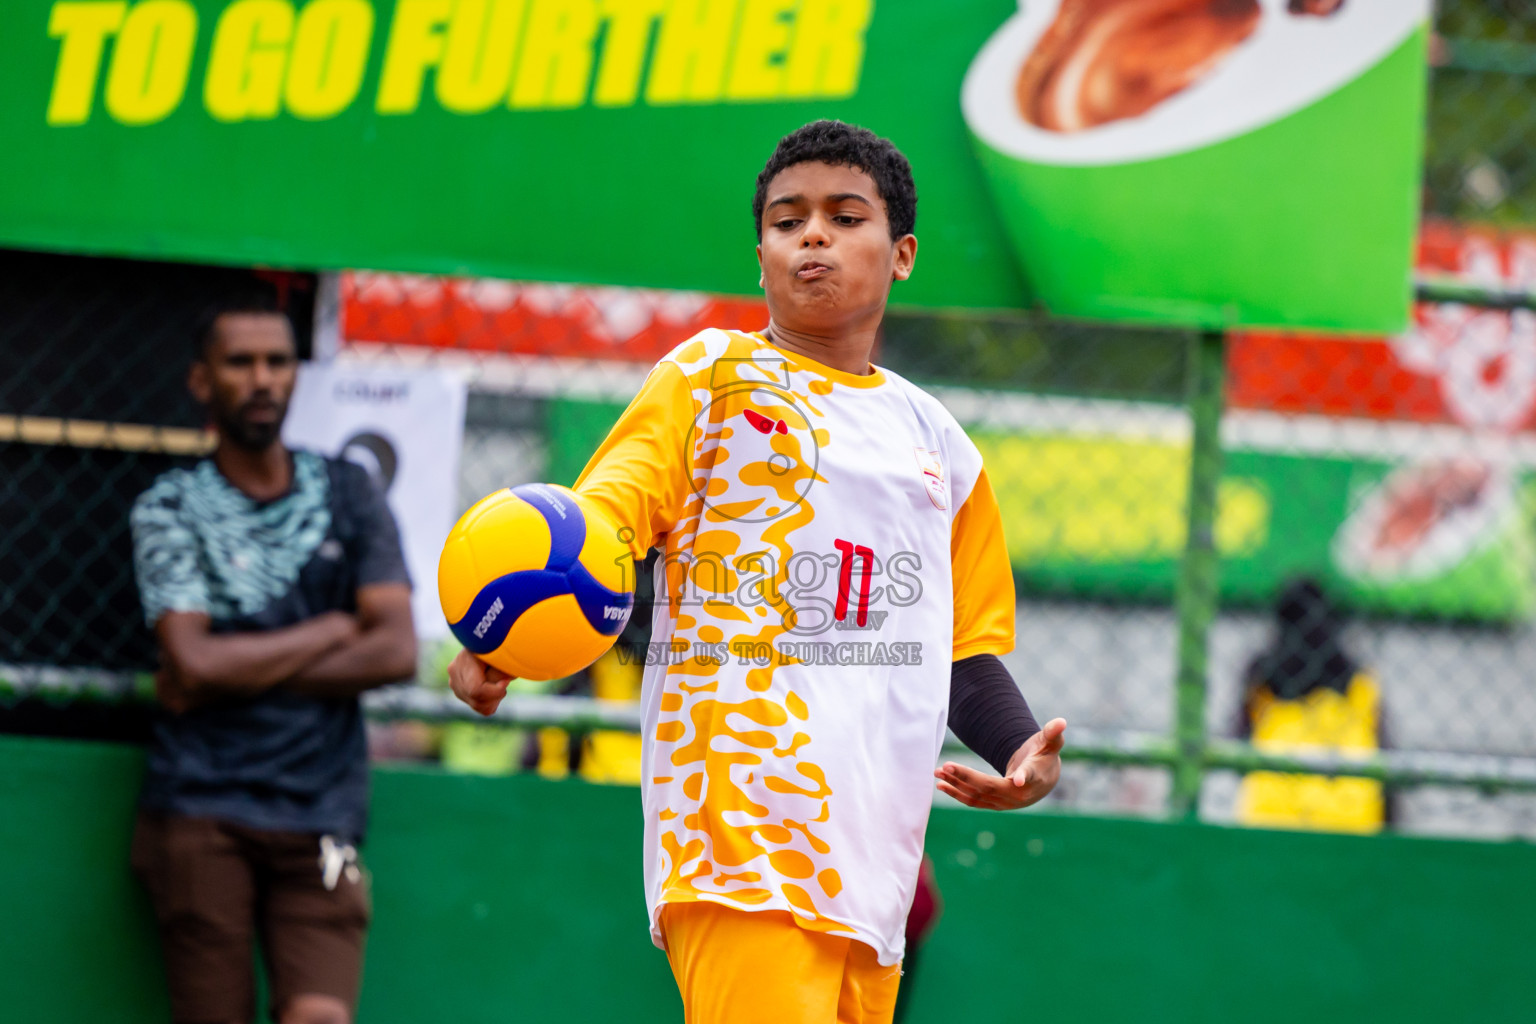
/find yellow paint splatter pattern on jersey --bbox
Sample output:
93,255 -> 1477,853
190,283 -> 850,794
649,331 -> 850,932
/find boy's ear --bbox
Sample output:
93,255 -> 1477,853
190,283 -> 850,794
756,243 -> 764,288
892,234 -> 918,282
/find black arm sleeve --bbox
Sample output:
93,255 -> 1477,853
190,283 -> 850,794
948,654 -> 1041,775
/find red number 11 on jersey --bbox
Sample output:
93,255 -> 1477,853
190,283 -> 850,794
834,539 -> 874,627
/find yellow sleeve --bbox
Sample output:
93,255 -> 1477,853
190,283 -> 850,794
951,467 -> 1016,661
574,361 -> 696,561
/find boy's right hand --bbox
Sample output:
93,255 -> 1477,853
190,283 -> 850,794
448,648 -> 512,716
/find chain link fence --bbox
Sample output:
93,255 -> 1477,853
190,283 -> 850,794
4,2 -> 1536,837
0,253 -> 317,671
337,265 -> 1536,837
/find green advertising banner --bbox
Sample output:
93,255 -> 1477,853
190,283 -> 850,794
976,432 -> 1535,622
1,0 -> 1426,331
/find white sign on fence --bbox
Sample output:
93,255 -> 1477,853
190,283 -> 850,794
285,363 -> 466,639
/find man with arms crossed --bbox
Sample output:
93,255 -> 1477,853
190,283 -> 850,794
130,296 -> 416,1024
451,122 -> 1064,1023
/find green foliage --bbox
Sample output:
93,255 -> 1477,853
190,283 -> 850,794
882,311 -> 1190,401
1428,2 -> 1536,224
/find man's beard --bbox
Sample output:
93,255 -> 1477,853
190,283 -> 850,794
216,398 -> 288,451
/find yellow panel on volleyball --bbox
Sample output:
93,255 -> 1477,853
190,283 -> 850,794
571,491 -> 632,594
491,594 -> 620,681
437,489 -> 552,625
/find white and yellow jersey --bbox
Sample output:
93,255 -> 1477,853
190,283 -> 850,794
575,329 -> 1015,966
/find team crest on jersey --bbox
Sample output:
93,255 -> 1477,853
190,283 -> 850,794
913,448 -> 947,510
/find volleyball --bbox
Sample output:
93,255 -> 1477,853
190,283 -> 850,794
438,483 -> 635,680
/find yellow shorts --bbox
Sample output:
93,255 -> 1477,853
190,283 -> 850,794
660,900 -> 901,1024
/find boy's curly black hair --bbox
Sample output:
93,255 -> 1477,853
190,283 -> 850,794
753,120 -> 917,241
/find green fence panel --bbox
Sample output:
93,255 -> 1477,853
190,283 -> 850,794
5,735 -> 1535,1024
361,762 -> 680,1024
0,737 -> 169,1023
915,808 -> 1536,1024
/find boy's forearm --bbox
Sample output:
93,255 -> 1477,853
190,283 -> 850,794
949,653 -> 1041,775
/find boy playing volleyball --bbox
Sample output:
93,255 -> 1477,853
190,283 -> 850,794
450,121 -> 1065,1024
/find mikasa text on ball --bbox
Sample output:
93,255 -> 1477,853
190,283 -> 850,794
438,483 -> 634,680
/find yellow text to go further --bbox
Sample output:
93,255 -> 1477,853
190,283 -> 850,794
45,0 -> 874,126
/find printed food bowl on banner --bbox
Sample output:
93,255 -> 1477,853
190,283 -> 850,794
961,0 -> 1429,332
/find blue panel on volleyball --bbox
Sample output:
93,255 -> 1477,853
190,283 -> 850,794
569,562 -> 634,637
512,482 -> 586,571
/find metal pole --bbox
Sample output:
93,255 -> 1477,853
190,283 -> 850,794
1170,327 -> 1226,820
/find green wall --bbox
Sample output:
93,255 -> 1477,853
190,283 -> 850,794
4,735 -> 1533,1023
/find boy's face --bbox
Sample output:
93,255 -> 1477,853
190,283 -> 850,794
756,161 -> 916,338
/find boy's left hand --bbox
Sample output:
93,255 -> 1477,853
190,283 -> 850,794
934,718 -> 1066,810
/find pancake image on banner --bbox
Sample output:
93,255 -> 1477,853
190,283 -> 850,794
962,0 -> 1430,332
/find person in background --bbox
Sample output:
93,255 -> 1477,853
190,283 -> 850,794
129,293 -> 416,1024
1234,577 -> 1388,834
